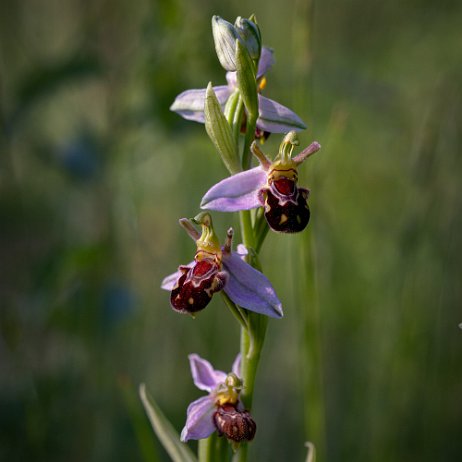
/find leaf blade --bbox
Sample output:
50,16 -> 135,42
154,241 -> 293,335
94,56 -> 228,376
204,82 -> 241,174
139,383 -> 198,462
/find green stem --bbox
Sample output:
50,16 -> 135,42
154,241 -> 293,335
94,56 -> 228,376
240,315 -> 268,408
254,209 -> 269,254
233,198 -> 271,461
239,210 -> 255,250
232,57 -> 269,461
198,437 -> 213,462
232,439 -> 248,462
232,313 -> 268,462
241,113 -> 257,170
199,432 -> 228,462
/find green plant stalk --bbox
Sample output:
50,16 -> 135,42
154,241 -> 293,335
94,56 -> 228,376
254,210 -> 269,254
233,51 -> 267,461
198,437 -> 213,462
199,433 -> 228,462
241,113 -> 258,170
240,313 -> 268,408
233,204 -> 269,461
232,313 -> 268,462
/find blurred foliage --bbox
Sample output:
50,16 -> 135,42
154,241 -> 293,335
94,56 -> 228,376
0,0 -> 461,461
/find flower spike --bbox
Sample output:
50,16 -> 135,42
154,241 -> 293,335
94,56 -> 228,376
161,216 -> 283,318
201,131 -> 321,233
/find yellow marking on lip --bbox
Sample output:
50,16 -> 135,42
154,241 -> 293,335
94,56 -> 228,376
279,214 -> 288,225
268,167 -> 298,183
268,168 -> 297,176
195,250 -> 222,266
188,297 -> 194,304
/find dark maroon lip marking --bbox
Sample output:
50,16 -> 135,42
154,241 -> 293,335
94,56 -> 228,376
213,403 -> 256,442
259,185 -> 311,233
273,177 -> 295,196
170,258 -> 227,314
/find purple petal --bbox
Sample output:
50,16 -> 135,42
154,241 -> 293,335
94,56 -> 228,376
160,263 -> 193,291
200,167 -> 267,212
189,354 -> 227,392
226,71 -> 237,89
180,395 -> 216,442
257,95 -> 307,132
257,47 -> 274,78
170,86 -> 231,123
222,253 -> 284,318
232,354 -> 242,378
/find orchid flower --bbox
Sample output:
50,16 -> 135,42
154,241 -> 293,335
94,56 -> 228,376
201,131 -> 321,233
161,212 -> 283,318
181,353 -> 256,443
170,47 -> 306,137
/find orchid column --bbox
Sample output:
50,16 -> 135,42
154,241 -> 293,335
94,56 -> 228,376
140,14 -> 320,462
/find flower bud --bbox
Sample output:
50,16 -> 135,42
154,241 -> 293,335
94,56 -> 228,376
211,16 -> 242,71
213,403 -> 257,442
235,16 -> 261,60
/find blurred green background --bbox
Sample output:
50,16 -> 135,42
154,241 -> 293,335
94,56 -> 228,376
1,0 -> 461,461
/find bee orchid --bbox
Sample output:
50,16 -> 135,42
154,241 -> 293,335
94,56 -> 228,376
180,353 -> 256,444
201,132 -> 321,233
161,213 -> 283,318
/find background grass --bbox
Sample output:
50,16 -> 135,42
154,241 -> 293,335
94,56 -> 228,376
1,0 -> 461,461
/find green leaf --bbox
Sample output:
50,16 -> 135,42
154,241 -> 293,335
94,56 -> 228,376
139,384 -> 198,462
236,40 -> 258,119
204,82 -> 241,175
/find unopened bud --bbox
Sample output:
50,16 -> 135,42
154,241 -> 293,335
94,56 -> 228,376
235,16 -> 261,60
212,16 -> 242,71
